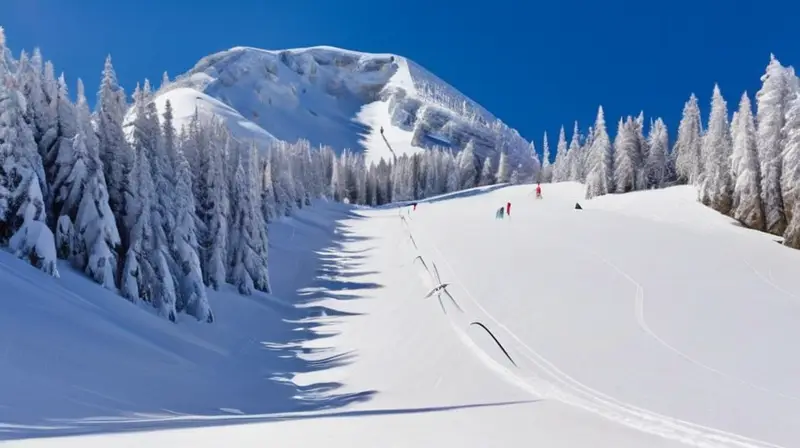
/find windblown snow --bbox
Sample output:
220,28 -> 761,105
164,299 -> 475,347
137,45 -> 528,167
3,183 -> 800,447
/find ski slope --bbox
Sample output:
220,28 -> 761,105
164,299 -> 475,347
5,184 -> 800,447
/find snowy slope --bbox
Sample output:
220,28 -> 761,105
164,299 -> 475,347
134,45 -> 528,166
6,183 -> 800,447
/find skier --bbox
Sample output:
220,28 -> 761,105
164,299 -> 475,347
412,202 -> 417,211
495,206 -> 505,219
535,183 -> 542,199
380,126 -> 384,135
506,202 -> 511,217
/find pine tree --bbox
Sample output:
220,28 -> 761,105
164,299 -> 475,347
780,74 -> 800,224
540,132 -> 552,182
731,92 -> 766,230
566,122 -> 582,181
633,112 -> 649,188
458,141 -> 478,189
121,145 -> 157,305
553,126 -> 568,182
96,56 -> 131,283
699,84 -> 734,214
49,75 -> 80,222
17,48 -> 56,197
259,153 -> 277,223
160,71 -> 170,90
645,118 -> 669,189
585,106 -> 613,199
496,151 -> 510,184
228,147 -> 270,295
172,132 -> 213,321
479,156 -> 495,186
673,94 -> 703,185
128,83 -> 177,320
0,28 -> 58,276
193,118 -> 228,289
614,118 -> 640,193
756,54 -> 791,235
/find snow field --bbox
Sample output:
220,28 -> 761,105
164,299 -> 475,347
5,182 -> 800,447
404,182 -> 800,447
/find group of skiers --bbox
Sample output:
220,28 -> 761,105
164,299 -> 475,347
406,183 -> 543,220
494,183 -> 542,219
495,202 -> 512,219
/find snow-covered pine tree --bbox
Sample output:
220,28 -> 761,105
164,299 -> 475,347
566,122 -> 583,182
330,151 -> 343,202
579,127 -> 594,183
634,112 -> 649,188
48,74 -> 80,222
496,150 -> 510,184
673,94 -> 703,185
258,152 -> 277,223
46,76 -> 120,288
121,137 -> 157,305
173,144 -> 212,322
524,141 -> 541,183
0,28 -> 58,276
192,117 -> 228,289
552,126 -> 568,182
645,118 -> 669,189
585,106 -> 614,199
273,142 -> 296,214
17,48 -> 56,198
227,146 -> 270,295
756,54 -> 791,235
698,84 -> 733,214
540,132 -> 552,182
479,156 -> 495,186
129,83 -> 176,320
39,61 -> 59,169
458,141 -> 478,189
96,56 -> 131,277
730,91 -> 766,230
160,71 -> 170,90
614,117 -> 640,193
780,73 -> 800,224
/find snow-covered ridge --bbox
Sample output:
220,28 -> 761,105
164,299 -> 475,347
142,45 -> 538,172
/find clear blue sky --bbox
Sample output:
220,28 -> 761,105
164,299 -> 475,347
4,0 -> 799,157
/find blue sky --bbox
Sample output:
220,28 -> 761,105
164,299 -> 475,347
4,0 -> 799,157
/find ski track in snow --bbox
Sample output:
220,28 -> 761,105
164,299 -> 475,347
400,211 -> 787,448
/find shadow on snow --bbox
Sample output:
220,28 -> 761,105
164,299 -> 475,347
0,201 -> 384,441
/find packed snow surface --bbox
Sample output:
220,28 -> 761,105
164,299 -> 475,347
4,183 -> 800,447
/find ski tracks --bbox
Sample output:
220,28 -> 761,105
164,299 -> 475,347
589,250 -> 800,404
402,215 -> 786,448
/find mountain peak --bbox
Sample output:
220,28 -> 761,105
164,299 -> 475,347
139,44 -> 535,171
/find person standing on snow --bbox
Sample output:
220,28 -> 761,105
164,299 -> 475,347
535,183 -> 542,199
506,202 -> 511,217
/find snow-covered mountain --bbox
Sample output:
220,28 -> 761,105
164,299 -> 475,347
139,45 -> 536,169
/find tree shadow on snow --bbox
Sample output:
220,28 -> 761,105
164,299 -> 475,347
0,202 -> 387,442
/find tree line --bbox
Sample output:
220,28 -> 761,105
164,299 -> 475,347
540,55 -> 800,250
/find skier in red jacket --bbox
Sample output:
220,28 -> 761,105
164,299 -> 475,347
506,202 -> 511,217
535,183 -> 542,199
